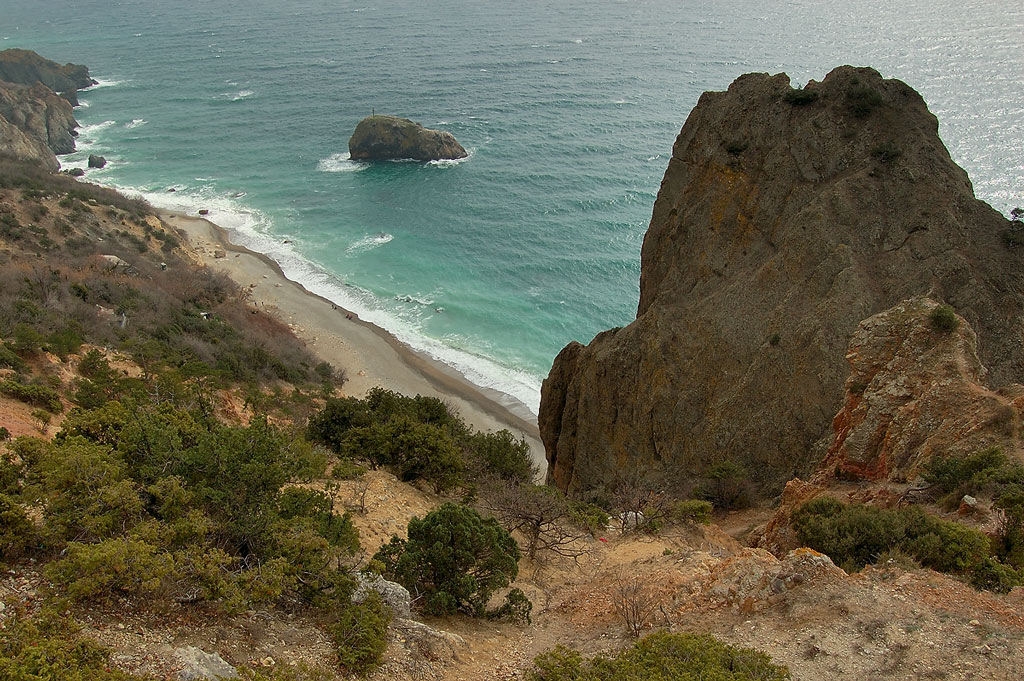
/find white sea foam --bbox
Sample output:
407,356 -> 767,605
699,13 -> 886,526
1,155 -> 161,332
346,232 -> 393,253
77,100 -> 90,108
231,90 -> 254,101
79,120 -> 117,135
87,78 -> 126,89
92,179 -> 543,414
317,152 -> 366,172
125,118 -> 146,129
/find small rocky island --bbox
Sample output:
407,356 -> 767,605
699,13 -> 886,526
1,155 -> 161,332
348,114 -> 467,161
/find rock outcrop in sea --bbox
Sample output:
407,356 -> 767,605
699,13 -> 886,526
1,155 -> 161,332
348,115 -> 467,161
540,66 -> 1024,496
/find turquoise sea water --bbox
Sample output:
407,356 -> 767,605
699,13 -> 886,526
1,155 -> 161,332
3,0 -> 1022,413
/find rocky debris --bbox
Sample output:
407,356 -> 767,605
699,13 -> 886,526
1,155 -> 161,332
540,66 -> 1024,497
0,48 -> 95,94
88,153 -> 106,168
756,478 -> 826,555
171,646 -> 239,680
100,254 -> 135,272
348,115 -> 467,161
67,167 -> 85,177
817,296 -> 1024,483
353,572 -> 412,618
393,618 -> 467,664
703,547 -> 844,613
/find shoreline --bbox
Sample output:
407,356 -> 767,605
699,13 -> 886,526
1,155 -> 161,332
161,210 -> 547,478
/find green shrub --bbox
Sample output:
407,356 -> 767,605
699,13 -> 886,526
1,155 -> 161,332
530,631 -> 790,681
374,503 -> 520,616
330,593 -> 392,676
0,494 -> 34,560
0,426 -> 10,441
793,497 -> 1007,588
568,500 -> 609,536
0,379 -> 62,413
468,429 -> 536,483
0,609 -> 150,680
847,85 -> 883,118
331,458 -> 367,480
929,304 -> 959,332
0,341 -> 25,370
490,587 -> 533,625
11,323 -> 45,354
673,499 -> 713,525
783,87 -> 819,105
46,538 -> 174,601
38,437 -> 144,543
306,396 -> 373,453
696,460 -> 750,510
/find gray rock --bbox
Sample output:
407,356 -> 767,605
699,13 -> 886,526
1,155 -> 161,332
540,66 -> 1024,497
353,572 -> 412,618
173,646 -> 238,681
88,154 -> 106,168
349,114 -> 467,161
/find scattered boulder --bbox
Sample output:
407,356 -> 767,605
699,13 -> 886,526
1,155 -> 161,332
87,153 -> 106,168
172,646 -> 238,681
67,167 -> 85,177
348,114 -> 467,161
540,66 -> 1024,497
198,208 -> 209,215
353,572 -> 412,618
705,547 -> 844,613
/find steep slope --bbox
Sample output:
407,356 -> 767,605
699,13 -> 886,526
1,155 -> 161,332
540,66 -> 1024,496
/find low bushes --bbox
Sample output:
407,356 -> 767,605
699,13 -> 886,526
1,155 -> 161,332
530,631 -> 790,681
307,388 -> 535,493
0,379 -> 62,413
330,594 -> 392,676
793,497 -> 1023,592
373,503 -> 520,616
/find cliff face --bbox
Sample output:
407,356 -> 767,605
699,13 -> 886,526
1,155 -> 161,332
0,81 -> 79,156
0,114 -> 59,171
540,66 -> 1024,495
818,297 -> 1024,483
349,115 -> 467,161
0,48 -> 95,95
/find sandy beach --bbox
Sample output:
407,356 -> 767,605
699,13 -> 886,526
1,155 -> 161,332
161,211 -> 546,478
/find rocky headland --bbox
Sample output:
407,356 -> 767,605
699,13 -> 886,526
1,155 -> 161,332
0,49 -> 94,170
0,48 -> 96,101
348,114 -> 467,161
540,66 -> 1024,497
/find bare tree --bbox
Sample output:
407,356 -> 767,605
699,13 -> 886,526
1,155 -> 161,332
612,576 -> 659,638
484,482 -> 589,561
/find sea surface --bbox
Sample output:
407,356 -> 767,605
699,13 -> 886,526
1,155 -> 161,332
3,0 -> 1022,413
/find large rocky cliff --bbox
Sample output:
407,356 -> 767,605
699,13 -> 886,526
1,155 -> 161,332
0,81 -> 79,157
540,66 -> 1024,496
0,50 -> 91,170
